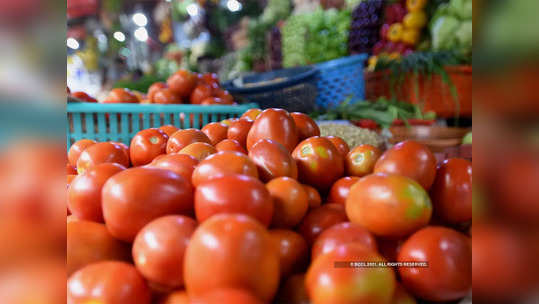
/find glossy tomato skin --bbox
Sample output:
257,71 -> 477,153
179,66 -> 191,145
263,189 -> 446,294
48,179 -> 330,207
221,117 -> 238,126
213,88 -> 234,104
161,290 -> 190,304
248,139 -> 298,182
130,128 -> 169,166
67,220 -> 131,276
292,136 -> 344,191
148,82 -> 167,102
194,288 -> 263,304
269,229 -> 309,278
241,108 -> 262,121
76,142 -> 130,174
154,88 -> 181,104
71,91 -> 97,103
67,163 -> 77,174
266,177 -> 308,228
430,158 -> 472,224
190,84 -> 213,104
148,153 -> 199,182
67,261 -> 151,304
179,142 -> 216,161
200,73 -> 220,87
102,88 -> 139,103
326,136 -> 350,158
200,97 -> 225,105
191,151 -> 258,187
159,124 -> 180,137
68,139 -> 97,166
167,70 -> 197,97
68,163 -> 126,222
346,174 -> 432,238
111,141 -> 130,164
215,139 -> 247,154
327,176 -> 360,205
102,167 -> 194,242
291,112 -> 320,141
132,215 -> 197,288
398,226 -> 471,302
166,129 -> 211,154
311,222 -> 377,261
201,122 -> 229,145
275,274 -> 310,304
306,243 -> 396,304
345,144 -> 382,177
227,118 -> 253,149
195,174 -> 273,226
298,203 -> 348,246
184,214 -> 280,302
374,140 -> 437,190
246,108 -> 299,152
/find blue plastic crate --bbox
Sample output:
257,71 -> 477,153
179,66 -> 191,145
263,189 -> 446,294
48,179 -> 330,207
314,54 -> 368,109
67,102 -> 257,149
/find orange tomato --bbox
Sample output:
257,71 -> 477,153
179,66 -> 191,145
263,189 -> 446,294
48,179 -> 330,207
102,88 -> 139,103
167,69 -> 197,97
311,222 -> 377,261
190,84 -> 213,104
326,136 -> 350,158
130,128 -> 169,166
201,122 -> 229,145
166,129 -> 211,154
246,108 -> 299,153
345,144 -> 382,177
303,184 -> 322,208
248,139 -> 298,182
191,151 -> 258,187
179,142 -> 217,161
159,125 -> 180,137
215,138 -> 247,154
148,82 -> 167,102
227,118 -> 254,149
147,153 -> 199,182
269,229 -> 309,278
298,203 -> 348,246
76,142 -> 130,174
326,176 -> 360,205
68,139 -> 97,166
291,112 -> 320,141
266,177 -> 309,228
154,88 -> 182,104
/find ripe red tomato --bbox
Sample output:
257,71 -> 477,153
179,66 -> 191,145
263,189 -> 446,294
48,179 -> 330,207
292,136 -> 344,191
68,139 -> 97,166
161,290 -> 190,304
298,203 -> 348,245
291,112 -> 320,141
76,142 -> 130,174
200,73 -> 220,87
248,139 -> 298,182
430,158 -> 472,224
346,174 -> 432,238
241,108 -> 262,121
154,88 -> 182,104
194,288 -> 263,304
266,177 -> 309,228
201,122 -> 229,145
130,128 -> 169,166
215,139 -> 247,154
148,82 -> 167,102
275,274 -> 310,304
213,88 -> 234,104
184,214 -> 280,302
166,128 -> 211,154
345,144 -> 382,177
269,229 -> 309,278
326,136 -> 350,158
246,108 -> 299,152
191,151 -> 258,187
200,97 -> 225,105
111,141 -> 130,164
303,184 -> 322,208
102,167 -> 194,242
167,70 -> 197,97
227,118 -> 254,149
306,243 -> 396,304
311,221 -> 377,261
67,261 -> 151,304
327,176 -> 360,205
132,215 -> 197,288
190,84 -> 213,104
159,125 -> 180,137
221,117 -> 238,126
102,88 -> 139,103
179,142 -> 217,161
71,91 -> 97,103
374,140 -> 437,190
68,163 -> 126,222
148,153 -> 199,182
67,220 -> 131,276
67,163 -> 77,174
398,226 -> 471,302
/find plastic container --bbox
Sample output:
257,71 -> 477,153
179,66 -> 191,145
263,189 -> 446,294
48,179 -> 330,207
314,54 -> 368,109
67,102 -> 257,148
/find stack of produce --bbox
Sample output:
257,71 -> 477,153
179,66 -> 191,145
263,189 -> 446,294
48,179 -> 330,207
430,0 -> 472,57
67,106 -> 472,304
348,0 -> 384,54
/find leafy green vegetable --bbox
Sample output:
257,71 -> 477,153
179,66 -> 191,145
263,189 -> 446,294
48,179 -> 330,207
429,0 -> 472,57
431,16 -> 461,51
447,0 -> 472,20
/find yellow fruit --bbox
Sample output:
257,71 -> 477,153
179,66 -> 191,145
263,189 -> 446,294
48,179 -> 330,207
402,28 -> 421,46
367,56 -> 378,71
387,23 -> 404,42
403,11 -> 427,29
406,0 -> 427,12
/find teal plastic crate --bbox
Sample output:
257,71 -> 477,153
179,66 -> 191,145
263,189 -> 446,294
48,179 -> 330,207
67,103 -> 257,148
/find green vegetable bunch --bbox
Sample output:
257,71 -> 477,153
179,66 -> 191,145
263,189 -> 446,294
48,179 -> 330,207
430,0 -> 472,57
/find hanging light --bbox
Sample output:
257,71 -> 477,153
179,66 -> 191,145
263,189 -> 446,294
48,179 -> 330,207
134,27 -> 149,42
67,37 -> 80,49
132,12 -> 148,27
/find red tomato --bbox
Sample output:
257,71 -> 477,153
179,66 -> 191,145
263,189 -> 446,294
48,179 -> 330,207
241,108 -> 262,121
392,283 -> 418,304
67,220 -> 131,276
67,174 -> 76,188
191,151 -> 258,187
227,118 -> 253,149
195,174 -> 273,226
326,176 -> 360,205
161,290 -> 190,304
167,69 -> 197,97
213,88 -> 234,104
430,158 -> 472,224
269,229 -> 309,278
298,203 -> 348,245
246,108 -> 299,152
190,84 -> 213,104
159,125 -> 180,137
111,141 -> 130,164
148,82 -> 167,102
377,238 -> 404,263
200,97 -> 224,105
102,88 -> 139,103
68,139 -> 97,166
346,174 -> 432,238
102,167 -> 194,242
201,122 -> 229,145
215,139 -> 247,154
248,139 -> 298,182
398,226 -> 471,302
68,163 -> 126,222
67,261 -> 151,304
292,136 -> 344,191
179,142 -> 217,161
71,91 -> 97,103
130,128 -> 169,166
154,88 -> 182,104
291,112 -> 320,141
311,221 -> 377,261
184,214 -> 280,302
374,140 -> 437,190
275,274 -> 310,304
345,144 -> 382,177
194,288 -> 263,304
67,163 -> 77,174
266,177 -> 308,228
200,73 -> 220,87
166,129 -> 211,154
326,136 -> 350,158
306,243 -> 396,304
221,117 -> 238,126
303,184 -> 322,208
148,153 -> 199,182
132,215 -> 197,288
76,142 -> 130,174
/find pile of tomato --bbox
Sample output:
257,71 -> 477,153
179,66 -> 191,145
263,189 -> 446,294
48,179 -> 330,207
66,107 -> 472,304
